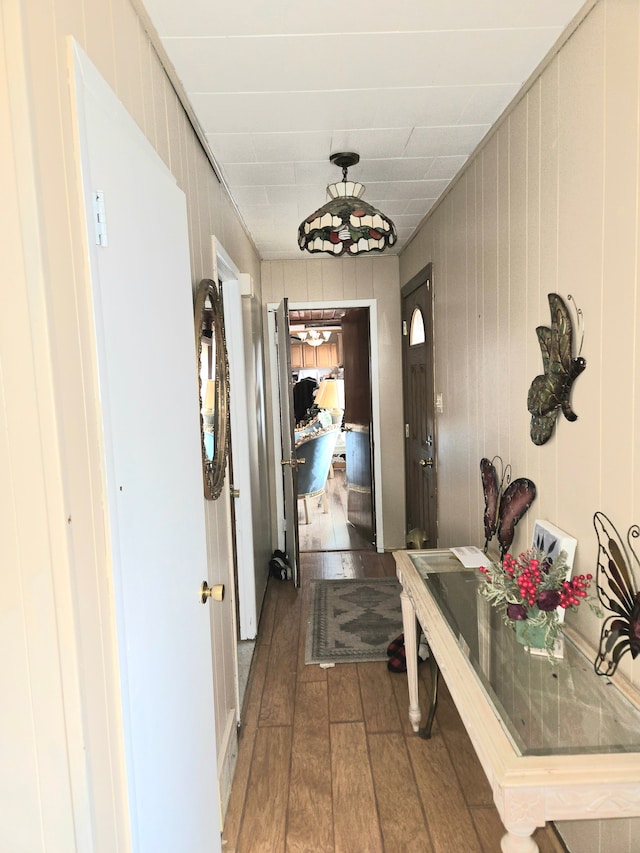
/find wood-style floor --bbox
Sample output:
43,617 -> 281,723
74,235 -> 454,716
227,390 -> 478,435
298,469 -> 372,552
222,550 -> 566,853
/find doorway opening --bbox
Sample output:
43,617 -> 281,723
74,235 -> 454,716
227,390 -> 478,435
268,299 -> 384,562
289,307 -> 372,553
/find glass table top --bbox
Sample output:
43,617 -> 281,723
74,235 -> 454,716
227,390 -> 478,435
407,551 -> 640,757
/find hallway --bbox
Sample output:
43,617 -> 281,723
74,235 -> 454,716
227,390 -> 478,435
222,550 -> 564,852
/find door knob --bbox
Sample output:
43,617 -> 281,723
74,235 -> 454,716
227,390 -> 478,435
419,458 -> 434,468
201,581 -> 224,603
281,457 -> 305,468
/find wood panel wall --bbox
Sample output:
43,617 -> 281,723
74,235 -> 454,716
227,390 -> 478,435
261,256 -> 406,550
3,0 -> 263,846
400,2 -> 640,849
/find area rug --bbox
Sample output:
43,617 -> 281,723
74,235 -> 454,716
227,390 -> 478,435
305,577 -> 403,665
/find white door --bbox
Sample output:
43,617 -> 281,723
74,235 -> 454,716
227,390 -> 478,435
74,46 -> 221,852
222,277 -> 257,638
276,299 -> 300,585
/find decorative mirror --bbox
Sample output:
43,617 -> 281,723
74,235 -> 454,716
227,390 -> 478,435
194,278 -> 230,500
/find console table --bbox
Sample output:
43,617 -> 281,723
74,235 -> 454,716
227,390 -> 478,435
393,548 -> 640,853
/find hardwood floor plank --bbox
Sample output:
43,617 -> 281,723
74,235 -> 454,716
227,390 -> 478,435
298,473 -> 373,553
330,722 -> 384,853
259,584 -> 300,726
241,639 -> 270,729
407,733 -> 483,853
358,662 -> 403,733
390,664 -> 436,736
257,579 -> 278,645
436,686 -> 494,807
286,682 -> 334,853
236,726 -> 292,853
369,732 -> 434,852
299,551 -> 324,578
221,725 -> 257,852
469,805 -> 505,852
328,663 -> 363,722
339,551 -> 364,578
322,550 -> 348,578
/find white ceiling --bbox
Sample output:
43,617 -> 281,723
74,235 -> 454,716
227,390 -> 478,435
141,0 -> 587,261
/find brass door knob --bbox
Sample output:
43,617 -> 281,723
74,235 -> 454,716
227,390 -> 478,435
419,458 -> 434,468
201,581 -> 224,603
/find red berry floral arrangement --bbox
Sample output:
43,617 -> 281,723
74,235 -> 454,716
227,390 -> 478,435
477,548 -> 601,656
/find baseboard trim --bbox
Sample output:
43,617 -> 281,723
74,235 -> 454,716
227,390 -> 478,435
217,709 -> 238,826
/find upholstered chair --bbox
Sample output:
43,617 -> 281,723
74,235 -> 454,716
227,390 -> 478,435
295,427 -> 340,524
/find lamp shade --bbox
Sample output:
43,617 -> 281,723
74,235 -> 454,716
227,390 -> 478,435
298,153 -> 397,257
315,379 -> 345,411
203,379 -> 216,411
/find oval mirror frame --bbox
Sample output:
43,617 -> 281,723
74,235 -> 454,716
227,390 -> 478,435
194,278 -> 230,500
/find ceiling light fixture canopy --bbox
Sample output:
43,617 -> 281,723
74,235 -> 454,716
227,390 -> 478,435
298,153 -> 397,257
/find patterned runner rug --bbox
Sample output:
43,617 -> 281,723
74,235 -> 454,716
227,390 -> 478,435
305,577 -> 403,665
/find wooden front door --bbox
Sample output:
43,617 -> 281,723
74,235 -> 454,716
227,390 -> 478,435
342,307 -> 375,548
402,266 -> 438,547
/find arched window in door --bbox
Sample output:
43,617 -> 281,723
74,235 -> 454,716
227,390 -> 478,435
409,306 -> 426,345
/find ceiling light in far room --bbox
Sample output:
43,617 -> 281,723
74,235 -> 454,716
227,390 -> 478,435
299,329 -> 331,347
298,152 -> 397,257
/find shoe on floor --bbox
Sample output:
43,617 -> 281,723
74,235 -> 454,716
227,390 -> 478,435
386,633 -> 404,656
387,644 -> 407,673
273,549 -> 290,565
387,638 -> 429,673
269,557 -> 289,580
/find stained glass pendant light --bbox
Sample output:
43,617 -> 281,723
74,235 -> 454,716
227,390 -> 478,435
298,152 -> 397,256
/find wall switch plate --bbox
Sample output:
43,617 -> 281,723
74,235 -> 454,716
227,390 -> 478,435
436,393 -> 444,413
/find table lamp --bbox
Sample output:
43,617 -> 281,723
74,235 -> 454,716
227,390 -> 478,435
202,379 -> 216,428
315,379 -> 345,424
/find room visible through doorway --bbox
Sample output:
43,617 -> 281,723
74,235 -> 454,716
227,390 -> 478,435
289,305 -> 375,554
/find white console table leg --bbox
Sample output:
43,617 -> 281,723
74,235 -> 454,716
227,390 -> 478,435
400,588 -> 421,732
501,829 -> 539,853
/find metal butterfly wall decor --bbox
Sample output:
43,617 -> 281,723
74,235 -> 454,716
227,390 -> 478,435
593,511 -> 640,677
480,457 -> 537,559
527,293 -> 586,446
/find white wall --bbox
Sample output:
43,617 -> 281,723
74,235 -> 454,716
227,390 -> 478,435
400,2 -> 640,850
261,256 -> 406,551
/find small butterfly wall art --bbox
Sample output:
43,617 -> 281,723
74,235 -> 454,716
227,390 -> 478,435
593,511 -> 640,677
527,293 -> 586,446
480,457 -> 537,559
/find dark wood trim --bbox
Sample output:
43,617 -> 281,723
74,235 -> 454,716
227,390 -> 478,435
401,262 -> 433,299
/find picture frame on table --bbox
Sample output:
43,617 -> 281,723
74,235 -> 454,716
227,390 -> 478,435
531,519 -> 577,627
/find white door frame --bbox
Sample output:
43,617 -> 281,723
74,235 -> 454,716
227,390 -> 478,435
267,298 -> 384,553
214,238 -> 258,639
